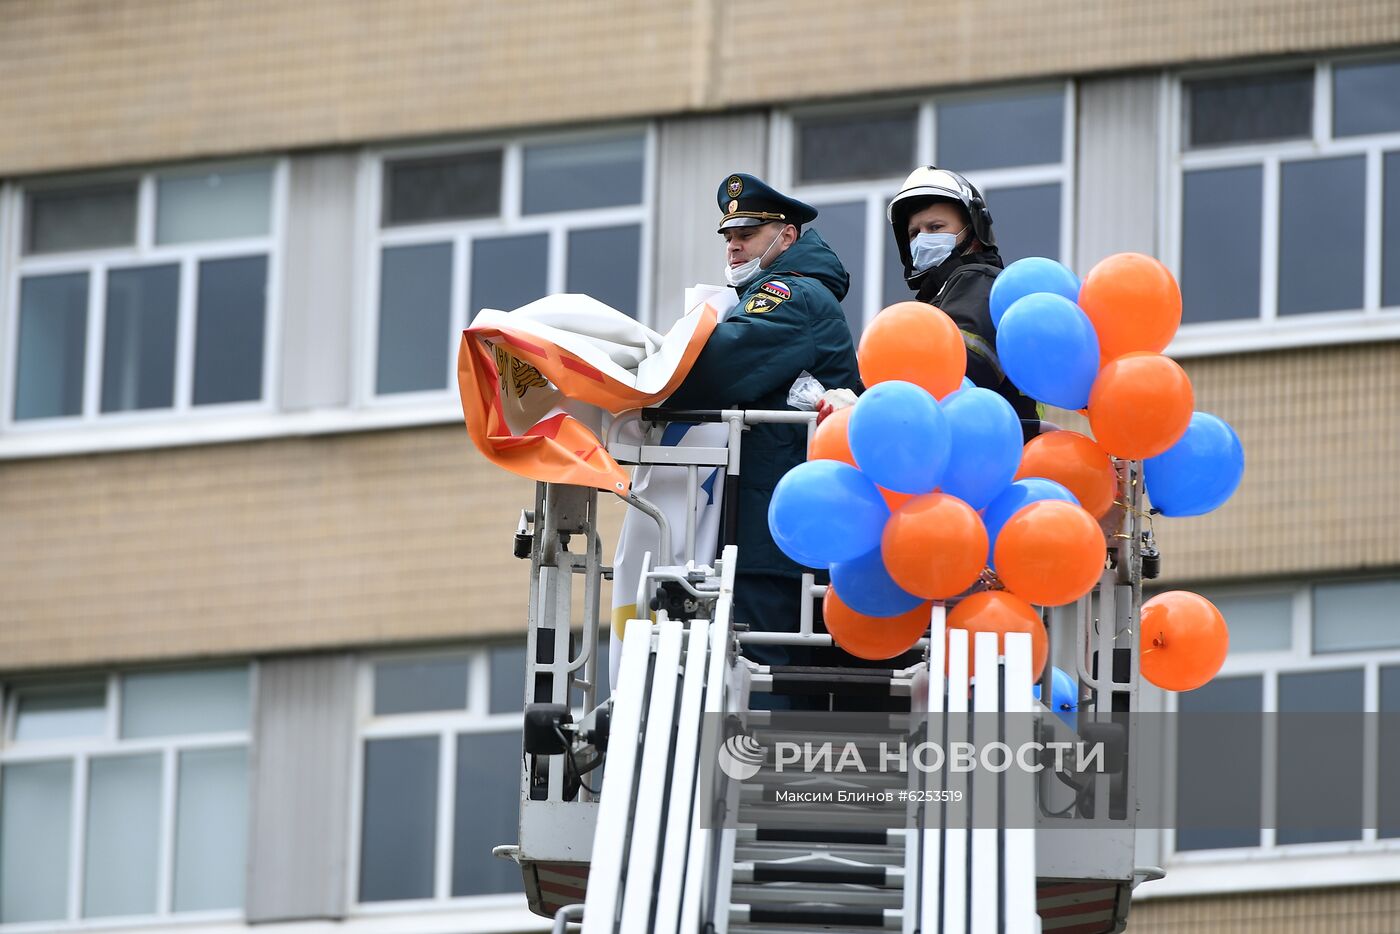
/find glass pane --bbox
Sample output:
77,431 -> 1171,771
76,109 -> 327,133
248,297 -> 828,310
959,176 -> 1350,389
1181,166 -> 1262,323
937,91 -> 1064,170
14,272 -> 88,420
1174,675 -> 1262,851
174,747 -> 247,911
13,683 -> 106,741
376,242 -> 453,394
1312,579 -> 1400,653
193,255 -> 267,405
812,201 -> 866,337
25,181 -> 137,254
157,167 -> 272,244
1276,668 -> 1363,844
470,233 -> 549,314
452,731 -> 522,895
1380,665 -> 1400,838
0,760 -> 72,922
384,150 -> 503,226
1185,70 -> 1313,148
795,110 -> 917,183
120,668 -> 250,739
1384,152 -> 1400,309
1199,592 -> 1292,653
375,657 -> 470,715
101,264 -> 179,413
985,183 -> 1060,265
359,736 -> 439,901
566,224 -> 641,319
1333,58 -> 1400,137
1278,156 -> 1365,316
522,136 -> 645,215
83,754 -> 161,918
489,643 -> 527,714
880,220 -> 908,310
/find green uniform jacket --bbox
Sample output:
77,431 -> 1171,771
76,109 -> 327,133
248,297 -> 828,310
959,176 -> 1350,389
667,229 -> 861,577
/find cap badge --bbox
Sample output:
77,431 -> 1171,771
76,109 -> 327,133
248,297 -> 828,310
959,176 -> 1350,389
727,199 -> 738,213
727,175 -> 744,198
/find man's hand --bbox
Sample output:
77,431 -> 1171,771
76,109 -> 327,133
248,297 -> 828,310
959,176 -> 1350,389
815,388 -> 857,425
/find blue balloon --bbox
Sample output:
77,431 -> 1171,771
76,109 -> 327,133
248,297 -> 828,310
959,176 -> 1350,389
768,460 -> 888,568
848,380 -> 950,494
997,294 -> 1100,410
1032,666 -> 1079,729
939,388 -> 1023,510
983,478 -> 1079,567
989,257 -> 1081,329
830,547 -> 924,618
1144,413 -> 1245,517
960,376 -> 975,390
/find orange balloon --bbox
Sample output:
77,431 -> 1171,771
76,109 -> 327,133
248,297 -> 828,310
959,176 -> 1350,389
880,487 -> 914,510
810,406 -> 856,466
1139,591 -> 1229,692
993,500 -> 1105,607
1088,352 -> 1194,460
1078,252 -> 1182,364
1016,430 -> 1118,519
858,301 -> 966,399
946,590 -> 1047,680
881,493 -> 988,599
824,588 -> 932,661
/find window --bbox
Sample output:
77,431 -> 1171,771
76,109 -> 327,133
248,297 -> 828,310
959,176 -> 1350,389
1171,57 -> 1400,339
3,163 -> 281,427
369,131 -> 651,399
781,86 -> 1072,334
353,644 -> 525,907
0,667 -> 252,925
1168,578 -> 1400,861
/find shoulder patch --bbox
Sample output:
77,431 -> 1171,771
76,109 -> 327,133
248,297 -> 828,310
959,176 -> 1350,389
760,280 -> 791,301
744,294 -> 784,314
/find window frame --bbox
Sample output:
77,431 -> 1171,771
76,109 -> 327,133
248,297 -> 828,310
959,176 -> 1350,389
356,124 -> 657,411
1162,52 -> 1400,358
346,644 -> 526,916
770,81 -> 1077,333
0,665 -> 256,930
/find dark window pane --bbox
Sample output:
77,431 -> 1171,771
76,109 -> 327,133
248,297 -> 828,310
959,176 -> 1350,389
1181,166 -> 1262,323
384,150 -> 502,226
1276,669 -> 1363,844
566,224 -> 641,319
193,255 -> 266,405
937,92 -> 1064,170
1185,70 -> 1314,148
523,136 -> 645,215
1279,156 -> 1365,315
1381,666 -> 1400,838
796,110 -> 917,183
25,182 -> 137,254
470,233 -> 548,315
881,218 -> 909,310
986,183 -> 1060,265
812,201 -> 865,337
1333,59 -> 1400,137
1385,152 -> 1400,308
374,658 -> 470,716
15,272 -> 88,420
359,736 -> 438,901
102,264 -> 179,413
1312,579 -> 1400,653
377,242 -> 453,394
452,731 -> 522,896
1175,675 -> 1262,851
489,644 -> 526,714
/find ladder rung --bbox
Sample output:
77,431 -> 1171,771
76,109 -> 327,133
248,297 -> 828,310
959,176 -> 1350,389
736,861 -> 898,887
750,826 -> 902,846
731,903 -> 902,927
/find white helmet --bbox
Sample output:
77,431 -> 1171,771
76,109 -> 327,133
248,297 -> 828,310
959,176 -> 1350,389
887,166 -> 995,280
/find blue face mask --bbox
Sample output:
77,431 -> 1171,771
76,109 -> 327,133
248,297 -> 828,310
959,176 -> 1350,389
910,228 -> 966,273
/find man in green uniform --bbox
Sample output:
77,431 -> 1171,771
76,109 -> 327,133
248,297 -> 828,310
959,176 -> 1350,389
667,173 -> 861,678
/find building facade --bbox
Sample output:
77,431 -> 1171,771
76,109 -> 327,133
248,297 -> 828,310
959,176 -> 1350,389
2,1 -> 1400,930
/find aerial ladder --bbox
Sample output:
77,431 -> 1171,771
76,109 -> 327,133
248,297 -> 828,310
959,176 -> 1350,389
494,408 -> 1161,933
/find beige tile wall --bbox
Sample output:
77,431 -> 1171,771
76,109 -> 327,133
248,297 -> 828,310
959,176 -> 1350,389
1128,884 -> 1400,932
2,0 -> 1398,175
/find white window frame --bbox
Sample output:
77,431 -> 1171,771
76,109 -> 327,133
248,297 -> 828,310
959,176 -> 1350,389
356,125 -> 657,413
0,160 -> 288,437
770,81 -> 1077,332
1138,577 -> 1400,899
347,644 -> 528,917
1162,51 -> 1400,358
0,665 -> 256,931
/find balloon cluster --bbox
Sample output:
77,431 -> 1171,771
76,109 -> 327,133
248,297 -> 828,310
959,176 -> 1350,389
768,253 -> 1245,695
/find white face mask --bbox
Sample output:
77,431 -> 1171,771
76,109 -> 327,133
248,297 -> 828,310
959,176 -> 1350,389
725,228 -> 786,287
910,227 -> 966,273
